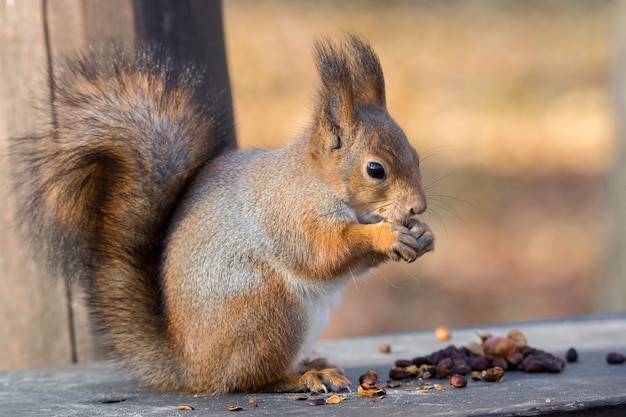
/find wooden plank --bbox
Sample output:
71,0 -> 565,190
2,314 -> 626,416
0,0 -> 72,370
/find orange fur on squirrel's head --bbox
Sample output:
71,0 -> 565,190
308,35 -> 427,226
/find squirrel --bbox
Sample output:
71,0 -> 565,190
9,35 -> 434,395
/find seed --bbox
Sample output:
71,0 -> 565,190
565,348 -> 578,363
395,359 -> 413,368
469,355 -> 490,371
444,345 -> 462,359
475,330 -> 492,343
433,383 -> 444,391
467,341 -> 484,356
379,344 -> 391,354
294,395 -> 309,401
435,326 -> 451,341
412,356 -> 432,366
483,336 -> 516,357
435,363 -> 449,379
606,352 -> 626,364
471,371 -> 482,380
481,367 -> 504,382
524,359 -> 545,373
307,398 -> 326,406
437,357 -> 453,369
491,357 -> 508,371
505,352 -> 524,367
506,329 -> 527,349
359,370 -> 378,387
451,360 -> 471,376
389,368 -> 411,380
177,404 -> 194,410
543,358 -> 563,373
228,405 -> 243,411
450,374 -> 467,388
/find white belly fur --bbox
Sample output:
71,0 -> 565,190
283,272 -> 355,368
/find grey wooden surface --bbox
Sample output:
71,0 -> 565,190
1,314 -> 625,416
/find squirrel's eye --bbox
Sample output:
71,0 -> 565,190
366,162 -> 385,179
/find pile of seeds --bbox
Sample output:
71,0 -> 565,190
387,329 -> 567,388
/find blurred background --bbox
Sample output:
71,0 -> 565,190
221,0 -> 618,337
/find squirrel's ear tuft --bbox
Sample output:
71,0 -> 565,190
314,38 -> 356,142
345,34 -> 386,109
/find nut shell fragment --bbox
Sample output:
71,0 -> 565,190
325,395 -> 344,404
307,398 -> 326,406
357,385 -> 386,397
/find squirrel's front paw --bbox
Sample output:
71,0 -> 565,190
388,222 -> 434,263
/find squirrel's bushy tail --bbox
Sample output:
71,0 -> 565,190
10,47 -> 234,389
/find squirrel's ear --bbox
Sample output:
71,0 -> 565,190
312,38 -> 356,151
346,34 -> 386,109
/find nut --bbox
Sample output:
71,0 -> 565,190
451,359 -> 471,376
506,329 -> 527,349
565,348 -> 578,363
435,362 -> 449,379
490,357 -> 508,371
394,359 -> 413,368
606,352 -> 626,364
469,355 -> 490,371
524,359 -> 544,373
483,336 -> 516,357
389,368 -> 411,380
481,367 -> 504,382
359,370 -> 378,388
450,374 -> 467,388
505,351 -> 524,367
379,344 -> 391,354
434,325 -> 451,341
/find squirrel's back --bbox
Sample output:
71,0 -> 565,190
10,46 -> 235,390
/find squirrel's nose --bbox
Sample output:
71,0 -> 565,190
409,195 -> 427,215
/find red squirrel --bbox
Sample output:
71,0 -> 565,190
10,35 -> 434,394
